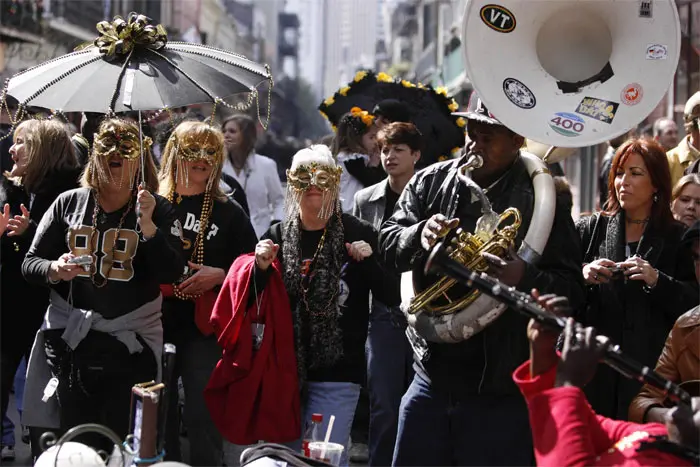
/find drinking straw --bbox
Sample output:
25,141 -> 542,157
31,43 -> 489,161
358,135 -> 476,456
321,414 -> 336,460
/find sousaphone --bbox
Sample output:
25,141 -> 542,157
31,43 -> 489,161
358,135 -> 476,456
402,0 -> 681,343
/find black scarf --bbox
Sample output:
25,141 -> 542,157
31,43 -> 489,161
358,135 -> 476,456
282,209 -> 345,386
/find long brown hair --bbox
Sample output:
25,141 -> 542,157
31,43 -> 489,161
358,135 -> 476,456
158,121 -> 227,202
221,114 -> 257,161
80,118 -> 158,192
330,112 -> 373,156
4,119 -> 79,193
604,138 -> 674,228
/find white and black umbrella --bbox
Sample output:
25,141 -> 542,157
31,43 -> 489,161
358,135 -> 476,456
5,12 -> 272,115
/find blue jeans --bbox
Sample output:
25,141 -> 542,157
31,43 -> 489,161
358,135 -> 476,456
366,301 -> 414,466
225,382 -> 361,467
2,358 -> 26,447
393,372 -> 533,466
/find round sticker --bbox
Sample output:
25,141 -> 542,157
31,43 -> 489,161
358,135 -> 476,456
621,83 -> 643,106
503,78 -> 536,109
549,112 -> 585,137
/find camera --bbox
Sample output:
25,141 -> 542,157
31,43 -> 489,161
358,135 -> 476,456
608,265 -> 625,280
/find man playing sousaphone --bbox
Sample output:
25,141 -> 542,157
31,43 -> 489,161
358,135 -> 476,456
379,94 -> 584,465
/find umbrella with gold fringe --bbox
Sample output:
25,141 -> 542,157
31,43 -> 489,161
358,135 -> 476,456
318,70 -> 466,168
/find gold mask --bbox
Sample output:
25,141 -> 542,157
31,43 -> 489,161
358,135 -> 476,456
175,134 -> 222,166
93,125 -> 144,160
286,162 -> 342,192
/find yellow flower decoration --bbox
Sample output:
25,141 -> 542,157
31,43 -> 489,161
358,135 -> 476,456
323,95 -> 335,106
401,80 -> 416,88
456,117 -> 466,128
438,155 -> 448,162
332,124 -> 337,132
451,147 -> 461,154
350,106 -> 375,128
376,72 -> 393,83
338,86 -> 351,96
417,82 -> 427,89
448,100 -> 459,112
436,86 -> 448,96
354,71 -> 368,82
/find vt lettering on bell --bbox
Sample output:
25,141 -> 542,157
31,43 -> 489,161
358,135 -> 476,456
480,4 -> 516,33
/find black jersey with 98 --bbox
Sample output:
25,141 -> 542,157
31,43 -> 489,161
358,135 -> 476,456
23,188 -> 185,319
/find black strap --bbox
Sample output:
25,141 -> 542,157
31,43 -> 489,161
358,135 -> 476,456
557,62 -> 615,94
240,443 -> 333,467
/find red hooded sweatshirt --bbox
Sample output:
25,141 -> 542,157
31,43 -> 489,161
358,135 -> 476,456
204,253 -> 300,445
513,361 -> 694,466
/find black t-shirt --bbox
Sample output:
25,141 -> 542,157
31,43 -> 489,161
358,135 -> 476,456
23,188 -> 185,319
263,213 -> 399,384
162,193 -> 258,340
383,184 -> 401,224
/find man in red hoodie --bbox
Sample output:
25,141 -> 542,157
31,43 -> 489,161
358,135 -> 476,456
513,292 -> 699,466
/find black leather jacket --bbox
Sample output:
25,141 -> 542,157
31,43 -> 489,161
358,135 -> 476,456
379,154 -> 585,396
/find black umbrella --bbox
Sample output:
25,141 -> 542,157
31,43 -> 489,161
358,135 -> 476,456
318,70 -> 466,167
5,12 -> 272,115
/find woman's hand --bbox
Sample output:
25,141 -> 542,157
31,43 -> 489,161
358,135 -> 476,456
137,186 -> 157,238
7,204 -> 30,237
555,318 -> 607,389
48,253 -> 84,282
527,289 -> 571,376
0,204 -> 10,235
620,256 -> 659,287
255,239 -> 279,271
346,241 -> 373,262
582,258 -> 616,285
177,262 -> 226,295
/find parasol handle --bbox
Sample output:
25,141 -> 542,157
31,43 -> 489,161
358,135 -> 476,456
137,110 -> 145,217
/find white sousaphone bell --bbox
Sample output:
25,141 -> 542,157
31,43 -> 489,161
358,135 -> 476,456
401,0 -> 681,344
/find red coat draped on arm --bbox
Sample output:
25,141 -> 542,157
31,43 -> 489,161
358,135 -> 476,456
204,253 -> 300,445
512,361 -> 691,466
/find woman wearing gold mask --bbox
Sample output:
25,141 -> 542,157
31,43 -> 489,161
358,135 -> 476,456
217,145 -> 398,466
20,117 -> 185,453
157,121 -> 257,466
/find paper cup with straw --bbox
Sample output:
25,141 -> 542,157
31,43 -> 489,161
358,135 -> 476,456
308,415 -> 344,466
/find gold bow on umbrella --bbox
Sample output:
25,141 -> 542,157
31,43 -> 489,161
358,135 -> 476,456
90,12 -> 167,59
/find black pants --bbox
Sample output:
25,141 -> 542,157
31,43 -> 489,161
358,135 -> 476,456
42,329 -> 157,453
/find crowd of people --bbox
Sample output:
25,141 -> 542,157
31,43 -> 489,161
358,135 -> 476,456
0,86 -> 698,467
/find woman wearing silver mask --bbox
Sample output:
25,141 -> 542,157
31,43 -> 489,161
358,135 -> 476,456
21,117 -> 185,454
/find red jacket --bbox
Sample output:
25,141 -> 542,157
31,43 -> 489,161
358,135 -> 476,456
204,254 -> 300,445
513,361 -> 693,466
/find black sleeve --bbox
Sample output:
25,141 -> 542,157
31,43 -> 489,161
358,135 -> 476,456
22,196 -> 69,286
517,198 -> 586,313
357,220 -> 401,306
379,176 -> 428,272
142,195 -> 186,284
345,159 -> 385,187
245,224 -> 280,307
222,172 -> 250,216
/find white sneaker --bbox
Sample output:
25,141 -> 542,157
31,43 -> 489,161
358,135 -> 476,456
1,445 -> 16,461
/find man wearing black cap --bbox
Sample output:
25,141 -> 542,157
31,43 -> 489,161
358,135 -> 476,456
379,94 -> 584,465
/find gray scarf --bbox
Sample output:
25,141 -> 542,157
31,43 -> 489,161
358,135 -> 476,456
282,208 -> 345,385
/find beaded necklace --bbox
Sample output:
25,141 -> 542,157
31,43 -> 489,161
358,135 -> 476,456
299,226 -> 329,312
90,191 -> 133,288
168,188 -> 213,300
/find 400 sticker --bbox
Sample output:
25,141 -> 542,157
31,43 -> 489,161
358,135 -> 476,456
549,112 -> 585,137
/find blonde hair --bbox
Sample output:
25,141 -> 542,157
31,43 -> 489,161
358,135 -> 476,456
80,118 -> 158,192
158,121 -> 227,202
4,119 -> 78,192
672,173 -> 700,201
